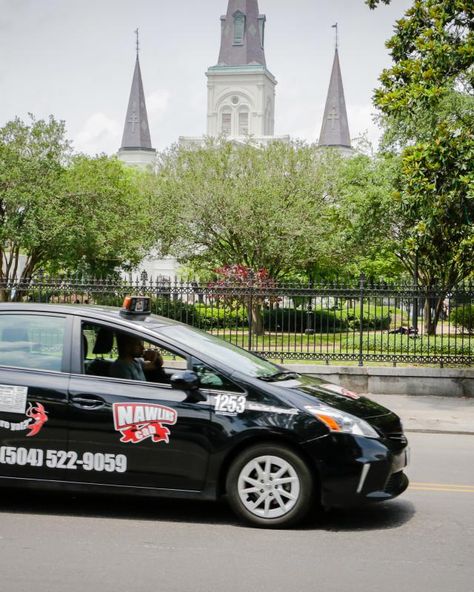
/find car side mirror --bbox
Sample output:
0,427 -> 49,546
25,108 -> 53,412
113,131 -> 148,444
170,371 -> 206,403
170,371 -> 199,391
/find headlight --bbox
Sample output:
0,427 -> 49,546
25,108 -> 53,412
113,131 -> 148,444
305,405 -> 379,439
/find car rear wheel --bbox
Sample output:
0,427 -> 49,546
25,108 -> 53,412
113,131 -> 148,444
225,444 -> 314,528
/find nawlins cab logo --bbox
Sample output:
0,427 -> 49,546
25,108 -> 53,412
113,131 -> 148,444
113,403 -> 177,445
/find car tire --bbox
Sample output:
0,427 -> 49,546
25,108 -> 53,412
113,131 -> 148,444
225,443 -> 314,528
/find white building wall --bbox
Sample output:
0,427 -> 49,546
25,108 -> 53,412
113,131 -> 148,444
118,149 -> 156,170
206,67 -> 276,139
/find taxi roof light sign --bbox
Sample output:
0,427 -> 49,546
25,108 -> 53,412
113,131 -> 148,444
121,296 -> 151,316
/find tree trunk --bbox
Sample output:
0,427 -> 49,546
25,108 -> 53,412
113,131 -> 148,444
250,303 -> 264,336
423,294 -> 446,336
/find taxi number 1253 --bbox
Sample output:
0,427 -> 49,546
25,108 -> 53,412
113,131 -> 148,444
0,446 -> 127,473
214,394 -> 246,415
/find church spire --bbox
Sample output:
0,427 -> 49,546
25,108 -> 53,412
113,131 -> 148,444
319,42 -> 352,150
217,0 -> 266,67
120,30 -> 153,151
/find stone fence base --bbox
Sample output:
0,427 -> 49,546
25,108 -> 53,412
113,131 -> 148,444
284,365 -> 474,398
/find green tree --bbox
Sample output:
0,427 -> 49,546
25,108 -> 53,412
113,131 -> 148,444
0,115 -> 71,295
154,140 -> 343,279
57,155 -> 157,276
0,116 -> 157,297
327,152 -> 405,282
366,0 -> 474,333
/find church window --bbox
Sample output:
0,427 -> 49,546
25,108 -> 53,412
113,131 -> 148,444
233,11 -> 246,45
258,16 -> 265,48
239,111 -> 249,136
221,111 -> 232,135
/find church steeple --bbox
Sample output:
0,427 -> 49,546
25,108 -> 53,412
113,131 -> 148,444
218,0 -> 266,67
202,0 -> 280,141
118,30 -> 156,168
319,42 -> 352,151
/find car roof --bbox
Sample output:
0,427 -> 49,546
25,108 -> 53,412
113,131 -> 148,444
0,302 -> 176,330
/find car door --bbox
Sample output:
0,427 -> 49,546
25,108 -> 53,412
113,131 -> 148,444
0,312 -> 71,481
66,318 -> 212,491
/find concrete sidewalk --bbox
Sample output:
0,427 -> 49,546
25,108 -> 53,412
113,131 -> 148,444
367,394 -> 474,435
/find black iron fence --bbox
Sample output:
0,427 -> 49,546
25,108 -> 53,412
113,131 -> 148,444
2,274 -> 473,366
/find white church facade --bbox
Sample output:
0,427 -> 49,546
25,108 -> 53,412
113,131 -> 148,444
118,0 -> 353,279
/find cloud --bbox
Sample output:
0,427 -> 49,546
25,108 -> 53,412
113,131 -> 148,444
146,89 -> 171,123
347,103 -> 382,150
73,112 -> 121,156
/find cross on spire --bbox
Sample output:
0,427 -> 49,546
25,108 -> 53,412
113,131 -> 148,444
332,23 -> 338,50
135,28 -> 140,57
327,106 -> 339,130
128,110 -> 139,133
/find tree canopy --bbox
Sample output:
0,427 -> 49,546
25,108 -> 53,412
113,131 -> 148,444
368,0 -> 473,144
365,0 -> 473,332
153,140 -> 345,280
0,116 -> 157,291
56,155 -> 158,276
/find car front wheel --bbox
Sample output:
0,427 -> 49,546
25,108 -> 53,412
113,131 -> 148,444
225,444 -> 314,528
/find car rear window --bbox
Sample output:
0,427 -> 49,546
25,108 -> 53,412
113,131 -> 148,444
0,314 -> 66,372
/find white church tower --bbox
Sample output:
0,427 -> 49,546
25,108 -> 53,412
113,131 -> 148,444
206,0 -> 285,143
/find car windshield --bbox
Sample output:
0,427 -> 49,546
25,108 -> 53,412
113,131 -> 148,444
158,324 -> 280,379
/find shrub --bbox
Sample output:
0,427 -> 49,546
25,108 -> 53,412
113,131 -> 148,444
151,297 -> 200,325
194,304 -> 247,329
342,304 -> 392,331
149,299 -> 246,330
450,305 -> 474,334
355,334 -> 472,356
263,307 -> 348,333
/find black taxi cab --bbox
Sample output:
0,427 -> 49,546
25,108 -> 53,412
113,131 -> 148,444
0,297 -> 409,527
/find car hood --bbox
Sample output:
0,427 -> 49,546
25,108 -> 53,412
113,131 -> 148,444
264,374 -> 392,420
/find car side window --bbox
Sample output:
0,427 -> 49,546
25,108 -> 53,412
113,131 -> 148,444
82,322 -> 187,384
0,314 -> 66,372
192,358 -> 244,393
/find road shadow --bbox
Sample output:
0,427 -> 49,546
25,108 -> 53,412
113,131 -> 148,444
0,488 -> 415,531
0,489 -> 238,526
310,499 -> 416,532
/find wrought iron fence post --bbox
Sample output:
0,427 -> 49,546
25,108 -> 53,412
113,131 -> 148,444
358,273 -> 365,367
412,251 -> 419,334
247,271 -> 254,352
305,282 -> 315,335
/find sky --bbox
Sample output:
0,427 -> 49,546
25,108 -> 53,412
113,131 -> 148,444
0,0 -> 413,155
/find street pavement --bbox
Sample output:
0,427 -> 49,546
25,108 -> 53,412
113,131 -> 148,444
367,393 -> 474,434
0,431 -> 472,592
0,396 -> 473,592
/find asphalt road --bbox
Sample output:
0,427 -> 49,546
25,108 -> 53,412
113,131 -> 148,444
0,433 -> 473,592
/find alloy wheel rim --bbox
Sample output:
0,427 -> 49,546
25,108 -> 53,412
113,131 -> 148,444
237,455 -> 300,519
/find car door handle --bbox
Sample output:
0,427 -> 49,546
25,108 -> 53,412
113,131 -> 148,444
71,395 -> 105,410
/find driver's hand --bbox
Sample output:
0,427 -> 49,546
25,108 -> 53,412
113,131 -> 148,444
143,349 -> 164,367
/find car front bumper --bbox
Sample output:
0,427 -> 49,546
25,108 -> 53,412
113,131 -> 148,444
302,433 -> 410,509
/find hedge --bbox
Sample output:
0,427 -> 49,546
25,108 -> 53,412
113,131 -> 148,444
450,305 -> 474,334
356,334 -> 472,356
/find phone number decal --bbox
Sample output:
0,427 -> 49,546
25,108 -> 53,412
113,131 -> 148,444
0,447 -> 127,473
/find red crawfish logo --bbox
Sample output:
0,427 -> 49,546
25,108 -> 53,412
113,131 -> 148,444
25,402 -> 48,437
113,403 -> 177,445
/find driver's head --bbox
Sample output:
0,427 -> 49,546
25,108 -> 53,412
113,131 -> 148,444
116,333 -> 144,359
